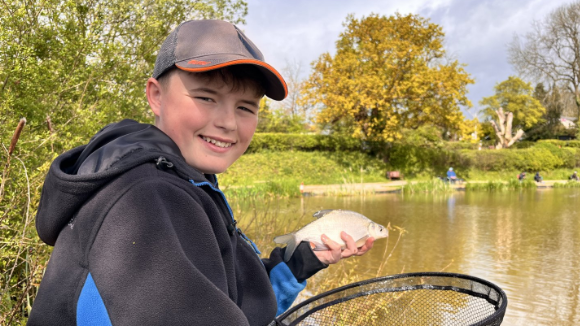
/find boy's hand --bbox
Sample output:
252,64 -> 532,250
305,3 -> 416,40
312,231 -> 374,265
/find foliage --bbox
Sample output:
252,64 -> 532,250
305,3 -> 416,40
552,181 -> 580,188
459,145 -> 579,172
525,83 -> 569,140
480,76 -> 545,130
247,133 -> 363,153
222,151 -> 389,188
256,98 -> 308,133
401,179 -> 453,194
465,179 -> 537,191
0,1 -> 248,323
381,126 -> 466,178
301,13 -> 474,142
538,139 -> 580,148
457,117 -> 480,142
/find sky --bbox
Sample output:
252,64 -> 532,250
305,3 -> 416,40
242,0 -> 573,119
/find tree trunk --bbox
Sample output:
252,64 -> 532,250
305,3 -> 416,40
491,107 -> 524,149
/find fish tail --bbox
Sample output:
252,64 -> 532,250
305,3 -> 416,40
274,233 -> 296,262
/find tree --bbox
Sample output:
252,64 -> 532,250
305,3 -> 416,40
480,76 -> 545,131
300,13 -> 474,142
0,0 -> 248,142
489,107 -> 525,149
279,59 -> 305,118
256,98 -> 306,133
0,1 -> 247,323
526,82 -> 568,140
509,0 -> 580,121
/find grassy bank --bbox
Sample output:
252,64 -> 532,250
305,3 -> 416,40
220,151 -> 580,199
220,150 -> 388,198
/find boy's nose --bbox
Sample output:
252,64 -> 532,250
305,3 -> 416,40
214,106 -> 237,131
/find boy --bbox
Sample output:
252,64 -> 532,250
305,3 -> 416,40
28,20 -> 374,325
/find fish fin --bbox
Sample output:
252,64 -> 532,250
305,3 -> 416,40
283,239 -> 298,262
274,233 -> 297,262
312,209 -> 336,219
274,233 -> 293,244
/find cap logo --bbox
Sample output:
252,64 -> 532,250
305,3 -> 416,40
188,59 -> 210,65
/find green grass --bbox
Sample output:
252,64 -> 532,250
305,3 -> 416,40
218,150 -> 580,199
220,150 -> 389,199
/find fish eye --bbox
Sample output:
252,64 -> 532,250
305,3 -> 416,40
380,227 -> 383,232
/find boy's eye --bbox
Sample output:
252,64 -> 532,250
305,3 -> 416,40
238,106 -> 256,114
196,97 -> 214,102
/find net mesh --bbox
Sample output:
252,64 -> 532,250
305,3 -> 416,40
274,272 -> 507,326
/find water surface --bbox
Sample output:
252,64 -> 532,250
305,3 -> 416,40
237,188 -> 580,325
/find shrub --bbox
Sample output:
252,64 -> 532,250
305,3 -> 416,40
538,139 -> 580,148
458,145 -> 579,172
247,133 -> 362,153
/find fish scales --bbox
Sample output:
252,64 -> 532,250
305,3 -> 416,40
274,209 -> 388,262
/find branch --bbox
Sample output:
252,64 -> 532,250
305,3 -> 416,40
505,112 -> 514,141
496,107 -> 506,135
490,120 -> 505,146
507,129 -> 525,147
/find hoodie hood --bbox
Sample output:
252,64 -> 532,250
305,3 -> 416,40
35,119 -> 207,245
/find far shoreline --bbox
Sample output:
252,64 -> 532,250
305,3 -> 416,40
300,179 -> 575,196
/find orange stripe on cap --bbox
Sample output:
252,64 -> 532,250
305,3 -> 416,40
176,59 -> 288,99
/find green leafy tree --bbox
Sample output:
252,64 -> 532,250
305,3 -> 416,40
301,13 -> 474,142
480,76 -> 545,131
526,83 -> 570,140
0,1 -> 247,323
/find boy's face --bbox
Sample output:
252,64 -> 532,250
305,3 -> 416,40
147,70 -> 260,174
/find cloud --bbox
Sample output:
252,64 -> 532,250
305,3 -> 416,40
244,0 -> 572,115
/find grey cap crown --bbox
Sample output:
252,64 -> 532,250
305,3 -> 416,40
152,20 -> 287,100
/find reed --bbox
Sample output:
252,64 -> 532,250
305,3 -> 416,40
401,179 -> 453,194
552,181 -> 580,188
0,118 -> 26,202
465,179 -> 537,191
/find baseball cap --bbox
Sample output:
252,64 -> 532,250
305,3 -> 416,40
153,20 -> 287,101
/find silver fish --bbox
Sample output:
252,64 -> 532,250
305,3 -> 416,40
274,209 -> 389,262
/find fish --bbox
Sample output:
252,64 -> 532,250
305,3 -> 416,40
274,209 -> 389,262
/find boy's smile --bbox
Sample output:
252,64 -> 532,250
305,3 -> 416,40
147,70 -> 260,174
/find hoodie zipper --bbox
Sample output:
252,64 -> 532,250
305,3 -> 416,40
154,156 -> 261,256
189,179 -> 262,255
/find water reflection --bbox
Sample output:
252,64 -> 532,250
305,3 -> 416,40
232,188 -> 580,326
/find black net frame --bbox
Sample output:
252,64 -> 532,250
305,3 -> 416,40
273,272 -> 507,326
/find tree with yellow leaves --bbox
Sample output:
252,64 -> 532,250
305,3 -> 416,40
301,13 -> 474,142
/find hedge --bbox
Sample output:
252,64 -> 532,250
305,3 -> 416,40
538,139 -> 580,148
246,133 -> 580,175
385,142 -> 580,176
247,133 -> 363,153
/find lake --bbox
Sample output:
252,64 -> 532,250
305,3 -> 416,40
234,188 -> 580,325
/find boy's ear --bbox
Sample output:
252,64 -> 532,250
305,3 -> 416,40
146,77 -> 163,116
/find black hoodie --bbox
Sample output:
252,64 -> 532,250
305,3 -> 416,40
28,120 -> 326,326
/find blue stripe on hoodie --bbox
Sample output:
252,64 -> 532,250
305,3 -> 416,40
77,273 -> 112,326
269,263 -> 307,316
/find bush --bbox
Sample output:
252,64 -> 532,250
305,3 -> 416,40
538,139 -> 580,148
246,133 -> 363,153
442,142 -> 477,150
458,145 -> 580,172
